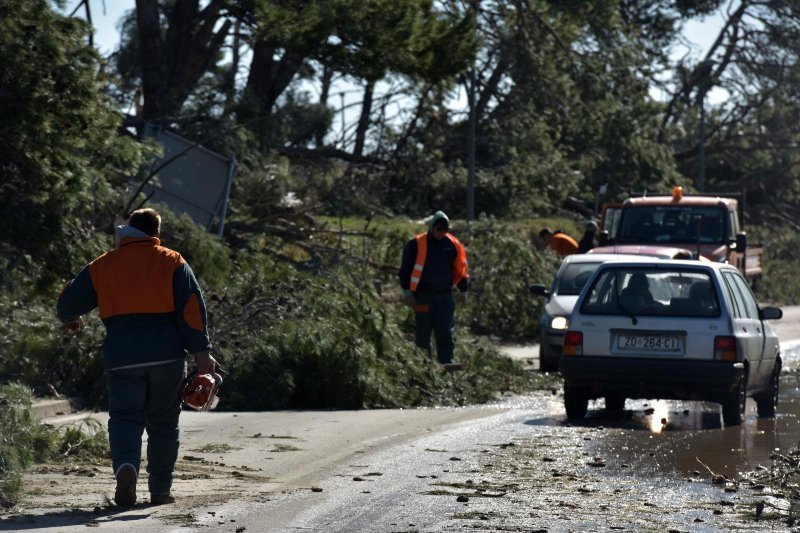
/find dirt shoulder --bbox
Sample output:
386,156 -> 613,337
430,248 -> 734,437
0,405 -> 511,531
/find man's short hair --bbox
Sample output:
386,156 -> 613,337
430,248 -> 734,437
128,208 -> 161,237
539,227 -> 553,239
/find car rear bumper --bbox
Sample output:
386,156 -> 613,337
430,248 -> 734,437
559,356 -> 745,401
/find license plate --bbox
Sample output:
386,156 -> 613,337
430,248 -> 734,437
617,334 -> 680,351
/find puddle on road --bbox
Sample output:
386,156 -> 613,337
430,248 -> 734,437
537,341 -> 800,481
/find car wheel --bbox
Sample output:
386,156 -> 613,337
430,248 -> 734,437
722,374 -> 747,426
604,394 -> 625,412
756,362 -> 780,418
539,343 -> 558,372
564,386 -> 588,419
540,358 -> 558,373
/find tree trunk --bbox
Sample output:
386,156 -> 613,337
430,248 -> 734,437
315,66 -> 333,148
353,80 -> 375,158
135,0 -> 231,122
225,17 -> 242,110
244,39 -> 306,114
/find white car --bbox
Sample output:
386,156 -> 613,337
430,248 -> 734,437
531,251 -> 684,372
559,259 -> 782,426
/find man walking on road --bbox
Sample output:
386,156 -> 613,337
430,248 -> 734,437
56,208 -> 216,508
399,211 -> 469,364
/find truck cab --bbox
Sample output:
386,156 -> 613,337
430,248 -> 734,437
596,187 -> 763,280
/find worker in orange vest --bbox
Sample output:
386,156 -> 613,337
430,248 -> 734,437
398,211 -> 469,364
539,227 -> 579,257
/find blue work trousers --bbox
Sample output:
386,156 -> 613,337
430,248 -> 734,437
414,290 -> 455,364
106,360 -> 186,495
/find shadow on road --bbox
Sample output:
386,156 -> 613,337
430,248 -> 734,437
0,506 -> 156,531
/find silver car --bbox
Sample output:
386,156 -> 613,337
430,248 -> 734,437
559,259 -> 781,426
531,253 -> 663,372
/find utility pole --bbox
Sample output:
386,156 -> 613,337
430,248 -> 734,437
690,59 -> 716,192
466,69 -> 476,227
698,94 -> 706,192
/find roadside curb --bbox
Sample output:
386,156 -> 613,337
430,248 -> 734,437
31,398 -> 78,420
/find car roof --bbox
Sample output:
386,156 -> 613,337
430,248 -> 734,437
591,258 -> 735,272
560,253 -> 657,264
590,245 -> 706,260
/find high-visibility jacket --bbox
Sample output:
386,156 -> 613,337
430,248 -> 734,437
550,233 -> 579,256
56,236 -> 211,369
409,232 -> 469,291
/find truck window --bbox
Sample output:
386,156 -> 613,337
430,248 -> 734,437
615,206 -> 728,244
728,210 -> 738,237
602,206 -> 622,240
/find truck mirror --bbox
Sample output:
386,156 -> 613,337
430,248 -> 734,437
735,232 -> 747,253
597,230 -> 609,246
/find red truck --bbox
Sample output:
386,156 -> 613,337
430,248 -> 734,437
595,187 -> 763,281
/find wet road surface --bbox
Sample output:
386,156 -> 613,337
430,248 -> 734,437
220,314 -> 800,532
7,312 -> 799,532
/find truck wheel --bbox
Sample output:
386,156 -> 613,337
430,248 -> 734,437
564,386 -> 588,419
756,362 -> 780,418
722,374 -> 747,426
604,394 -> 625,412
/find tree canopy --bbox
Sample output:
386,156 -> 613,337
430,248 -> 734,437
9,0 -> 800,256
0,0 -> 144,278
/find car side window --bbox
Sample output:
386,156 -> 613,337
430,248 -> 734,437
557,263 -> 600,296
581,270 -> 619,311
730,272 -> 759,319
722,272 -> 746,319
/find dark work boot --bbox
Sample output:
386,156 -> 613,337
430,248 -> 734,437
114,464 -> 137,508
150,492 -> 176,505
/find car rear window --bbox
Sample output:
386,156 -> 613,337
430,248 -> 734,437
579,268 -> 720,317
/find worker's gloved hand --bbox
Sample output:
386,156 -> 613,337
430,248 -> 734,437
194,351 -> 218,375
457,292 -> 468,307
402,289 -> 416,308
62,317 -> 85,335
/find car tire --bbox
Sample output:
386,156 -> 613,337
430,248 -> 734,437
564,386 -> 588,419
722,374 -> 747,427
604,394 -> 625,412
539,343 -> 558,373
756,362 -> 780,418
540,358 -> 558,373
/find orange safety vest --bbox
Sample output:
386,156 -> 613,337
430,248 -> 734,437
409,232 -> 469,291
550,233 -> 579,256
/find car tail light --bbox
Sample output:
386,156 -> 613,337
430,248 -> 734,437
563,331 -> 583,356
714,336 -> 737,361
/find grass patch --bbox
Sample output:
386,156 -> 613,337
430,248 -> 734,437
188,443 -> 242,454
160,513 -> 198,526
0,383 -> 109,508
270,444 -> 301,453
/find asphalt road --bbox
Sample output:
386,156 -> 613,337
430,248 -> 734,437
4,307 -> 799,532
